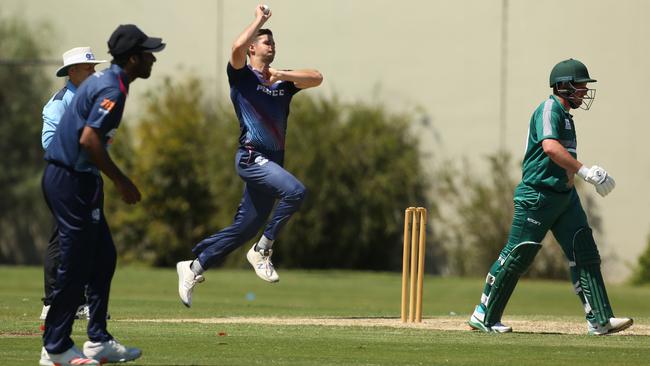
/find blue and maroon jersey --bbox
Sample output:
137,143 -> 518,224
45,64 -> 129,174
227,63 -> 300,152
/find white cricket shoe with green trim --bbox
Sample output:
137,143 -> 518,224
468,305 -> 512,333
588,317 -> 633,335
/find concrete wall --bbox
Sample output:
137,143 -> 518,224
4,0 -> 649,281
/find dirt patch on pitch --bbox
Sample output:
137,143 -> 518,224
0,331 -> 41,338
123,316 -> 650,336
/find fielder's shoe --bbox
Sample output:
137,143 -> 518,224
246,244 -> 279,283
468,305 -> 512,333
40,347 -> 54,366
587,317 -> 633,335
176,260 -> 205,308
83,339 -> 141,363
40,305 -> 50,320
46,345 -> 99,366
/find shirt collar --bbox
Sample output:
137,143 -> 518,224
550,94 -> 572,116
65,79 -> 77,93
109,63 -> 130,95
109,63 -> 127,78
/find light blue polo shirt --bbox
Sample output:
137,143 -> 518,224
42,80 -> 77,149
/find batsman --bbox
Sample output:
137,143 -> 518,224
468,58 -> 632,335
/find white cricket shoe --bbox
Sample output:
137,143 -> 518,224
588,317 -> 633,335
176,260 -> 205,308
47,345 -> 99,366
83,339 -> 141,363
468,305 -> 512,333
246,244 -> 279,283
40,305 -> 50,320
39,347 -> 54,366
490,321 -> 513,333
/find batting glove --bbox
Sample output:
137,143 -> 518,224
577,165 -> 616,197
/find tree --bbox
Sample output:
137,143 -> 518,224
631,232 -> 650,285
432,152 -> 519,276
0,16 -> 53,264
104,77 -> 240,266
279,95 -> 435,270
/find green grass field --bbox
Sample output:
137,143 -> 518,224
1,265 -> 649,365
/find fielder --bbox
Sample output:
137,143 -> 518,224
468,59 -> 632,335
176,4 -> 323,307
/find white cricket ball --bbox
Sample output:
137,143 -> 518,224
262,4 -> 270,15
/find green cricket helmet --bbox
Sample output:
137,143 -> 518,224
549,58 -> 597,110
549,58 -> 597,86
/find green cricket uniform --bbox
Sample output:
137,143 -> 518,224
522,95 -> 576,192
474,95 -> 614,328
507,95 -> 589,249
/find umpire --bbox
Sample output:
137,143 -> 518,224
41,25 -> 164,365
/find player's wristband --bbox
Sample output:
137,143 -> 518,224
577,166 -> 589,181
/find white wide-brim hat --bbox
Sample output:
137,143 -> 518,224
55,47 -> 107,77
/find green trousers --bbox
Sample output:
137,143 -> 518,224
480,182 -> 613,325
503,183 -> 588,258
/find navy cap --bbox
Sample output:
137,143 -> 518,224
108,24 -> 165,57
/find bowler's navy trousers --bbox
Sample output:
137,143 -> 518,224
41,163 -> 115,354
193,147 -> 307,269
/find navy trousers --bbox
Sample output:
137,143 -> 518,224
41,163 -> 115,354
193,147 -> 307,269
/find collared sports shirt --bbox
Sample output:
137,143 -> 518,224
41,80 -> 77,150
44,64 -> 129,174
227,63 -> 300,152
521,95 -> 577,192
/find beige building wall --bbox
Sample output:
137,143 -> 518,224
4,0 -> 649,281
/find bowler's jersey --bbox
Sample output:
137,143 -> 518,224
521,95 -> 577,192
42,80 -> 77,149
45,64 -> 128,174
227,63 -> 300,152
